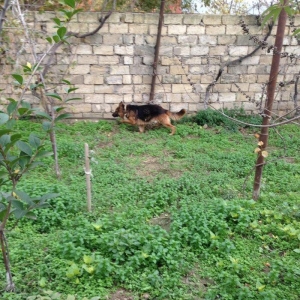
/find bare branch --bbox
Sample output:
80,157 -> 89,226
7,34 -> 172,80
67,10 -> 112,38
0,0 -> 10,36
205,21 -> 273,105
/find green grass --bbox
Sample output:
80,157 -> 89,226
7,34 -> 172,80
1,111 -> 300,299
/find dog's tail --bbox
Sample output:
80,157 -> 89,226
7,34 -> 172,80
167,109 -> 186,121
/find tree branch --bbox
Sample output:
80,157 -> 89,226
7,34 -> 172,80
205,22 -> 273,106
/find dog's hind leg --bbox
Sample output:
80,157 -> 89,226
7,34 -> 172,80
138,125 -> 145,133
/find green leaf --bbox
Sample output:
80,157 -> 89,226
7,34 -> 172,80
16,141 -> 33,156
46,37 -> 53,44
64,0 -> 76,8
40,193 -> 59,202
0,113 -> 9,125
29,134 -> 41,148
52,18 -> 62,26
67,87 -> 78,93
25,211 -> 37,220
57,27 -> 67,39
15,190 -> 33,206
13,208 -> 27,219
21,100 -> 31,109
35,150 -> 53,159
55,113 -> 71,122
11,133 -> 22,142
294,249 -> 300,253
62,79 -> 71,85
7,101 -> 18,115
35,111 -> 52,121
17,108 -> 31,116
52,35 -> 61,43
46,93 -> 62,101
11,199 -> 24,210
65,97 -> 81,102
0,129 -> 11,137
12,74 -> 23,85
42,121 -> 52,132
0,134 -> 11,147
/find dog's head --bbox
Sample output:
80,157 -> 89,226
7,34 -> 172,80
112,102 -> 125,119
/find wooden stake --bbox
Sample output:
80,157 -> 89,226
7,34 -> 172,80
85,143 -> 92,212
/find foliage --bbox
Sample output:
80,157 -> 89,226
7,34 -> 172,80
180,108 -> 262,131
0,113 -> 299,299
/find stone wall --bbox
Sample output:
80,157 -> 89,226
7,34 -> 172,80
1,12 -> 299,118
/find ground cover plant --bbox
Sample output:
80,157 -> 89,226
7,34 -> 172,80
0,110 -> 299,300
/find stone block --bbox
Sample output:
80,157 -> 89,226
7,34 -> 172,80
133,13 -> 145,23
69,65 -> 90,75
123,75 -> 132,84
186,25 -> 205,35
129,24 -> 149,34
144,14 -> 159,24
199,35 -> 217,45
162,75 -> 182,84
226,25 -> 243,35
191,46 -> 209,55
172,84 -> 193,93
77,55 -> 98,64
84,33 -> 103,45
109,23 -> 129,34
168,25 -> 187,35
149,25 -> 168,35
124,56 -> 134,65
76,84 -> 95,93
164,14 -> 183,25
102,34 -> 123,45
229,46 -> 249,56
160,46 -> 174,57
174,46 -> 191,56
115,85 -> 134,93
183,15 -> 203,25
91,104 -> 109,113
161,36 -> 177,45
85,94 -> 104,103
134,84 -> 151,93
110,66 -> 130,75
241,56 -> 260,65
75,45 -> 93,55
161,57 -> 180,66
98,56 -> 120,65
206,25 -> 226,35
135,45 -> 154,56
170,65 -> 188,75
202,15 -> 222,25
95,85 -> 115,93
170,102 -> 188,111
231,83 -> 249,92
93,45 -> 114,55
90,65 -> 109,75
133,76 -> 143,84
106,76 -> 123,84
68,103 -> 91,113
222,15 -> 240,25
130,65 -> 152,75
104,94 -> 123,103
218,35 -> 237,45
146,36 -> 158,45
219,93 -> 236,102
106,13 -> 120,23
122,13 -> 133,23
178,35 -> 198,45
143,56 -> 154,65
165,93 -> 182,103
114,45 -> 134,55
142,75 -> 152,84
209,46 -> 227,56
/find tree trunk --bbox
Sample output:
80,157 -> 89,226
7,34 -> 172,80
149,0 -> 165,103
0,231 -> 15,292
253,1 -> 288,200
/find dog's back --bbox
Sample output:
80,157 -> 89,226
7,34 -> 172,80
126,104 -> 167,122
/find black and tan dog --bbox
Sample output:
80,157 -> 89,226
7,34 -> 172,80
112,102 -> 186,135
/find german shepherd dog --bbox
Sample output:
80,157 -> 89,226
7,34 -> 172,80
112,102 -> 186,135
